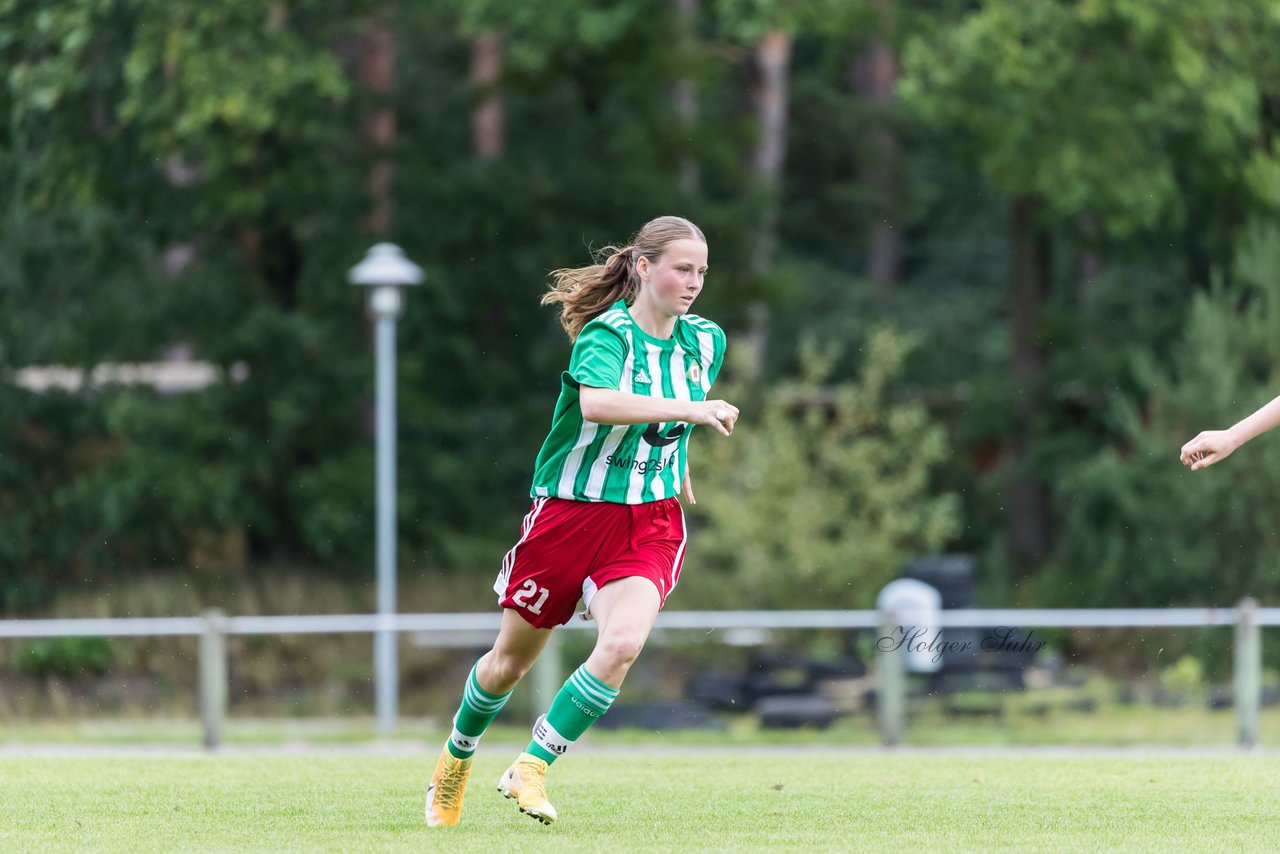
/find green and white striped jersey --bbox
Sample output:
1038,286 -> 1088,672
530,300 -> 727,504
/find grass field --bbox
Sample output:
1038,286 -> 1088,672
5,696 -> 1280,747
2,750 -> 1278,852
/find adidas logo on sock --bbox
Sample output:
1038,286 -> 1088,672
533,715 -> 571,756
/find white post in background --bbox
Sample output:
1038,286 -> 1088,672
350,243 -> 423,734
877,607 -> 906,746
1234,597 -> 1261,748
200,608 -> 228,749
875,579 -> 941,746
530,630 -> 563,717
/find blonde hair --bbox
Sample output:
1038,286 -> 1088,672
542,215 -> 706,340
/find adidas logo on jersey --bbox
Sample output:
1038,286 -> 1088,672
634,368 -> 651,385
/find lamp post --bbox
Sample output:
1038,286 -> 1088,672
350,242 -> 422,733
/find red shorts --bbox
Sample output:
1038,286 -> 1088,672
492,497 -> 687,629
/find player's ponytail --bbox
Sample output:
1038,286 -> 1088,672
542,245 -> 639,341
543,215 -> 706,341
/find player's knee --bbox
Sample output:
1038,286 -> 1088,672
484,651 -> 534,687
595,631 -> 647,669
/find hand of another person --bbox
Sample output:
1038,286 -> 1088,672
1179,430 -> 1240,471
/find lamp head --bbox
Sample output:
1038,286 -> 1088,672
349,243 -> 423,288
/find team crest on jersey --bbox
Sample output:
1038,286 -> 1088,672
686,362 -> 701,383
634,367 -> 652,385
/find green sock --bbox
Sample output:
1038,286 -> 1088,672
447,663 -> 512,759
526,665 -> 618,764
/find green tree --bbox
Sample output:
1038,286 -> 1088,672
8,0 -> 1276,617
901,0 -> 1279,242
1046,223 -> 1280,609
0,1 -> 378,589
899,0 -> 1280,567
684,328 -> 958,609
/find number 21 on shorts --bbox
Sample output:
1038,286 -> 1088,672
512,579 -> 549,615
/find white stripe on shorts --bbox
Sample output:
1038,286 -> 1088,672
493,497 -> 548,597
667,502 -> 688,597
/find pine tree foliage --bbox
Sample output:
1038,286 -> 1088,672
685,328 -> 958,608
1047,224 -> 1280,608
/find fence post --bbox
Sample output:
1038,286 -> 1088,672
530,630 -> 562,718
1234,597 -> 1261,749
877,608 -> 905,746
200,608 -> 228,749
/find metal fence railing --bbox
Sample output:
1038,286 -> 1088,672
2,600 -> 1276,748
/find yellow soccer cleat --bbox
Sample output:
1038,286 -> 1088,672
497,752 -> 558,825
425,749 -> 473,827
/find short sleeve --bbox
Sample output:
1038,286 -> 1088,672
566,321 -> 628,390
681,315 -> 727,389
705,324 -> 728,388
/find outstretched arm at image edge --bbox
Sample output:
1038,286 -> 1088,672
1180,394 -> 1280,470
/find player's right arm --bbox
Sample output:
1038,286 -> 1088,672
578,387 -> 738,436
1180,394 -> 1280,470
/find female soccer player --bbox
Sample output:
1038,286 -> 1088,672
426,215 -> 738,828
1180,394 -> 1280,470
